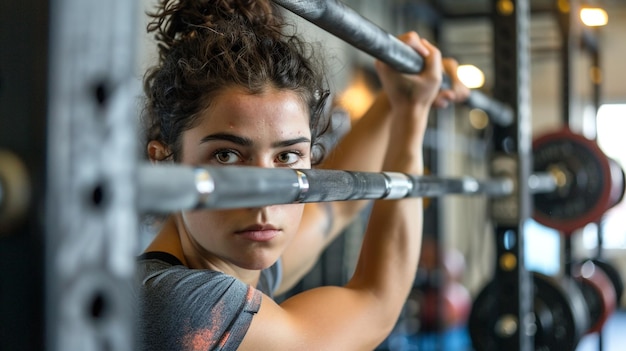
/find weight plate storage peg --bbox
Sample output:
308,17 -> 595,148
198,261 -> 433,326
532,129 -> 625,233
469,272 -> 590,351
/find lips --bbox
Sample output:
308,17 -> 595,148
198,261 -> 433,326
235,224 -> 280,242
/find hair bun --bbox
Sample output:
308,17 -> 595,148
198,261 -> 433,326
147,0 -> 284,59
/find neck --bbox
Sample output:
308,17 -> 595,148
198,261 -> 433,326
143,216 -> 188,265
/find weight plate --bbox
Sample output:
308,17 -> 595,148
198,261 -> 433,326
591,259 -> 624,307
469,272 -> 589,351
573,260 -> 617,334
419,282 -> 472,330
532,129 -> 615,233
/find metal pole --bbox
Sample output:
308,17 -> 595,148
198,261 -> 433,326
271,0 -> 515,127
46,0 -> 140,350
135,165 -> 561,213
487,0 -> 534,349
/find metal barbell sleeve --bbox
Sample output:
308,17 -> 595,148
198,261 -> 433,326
271,0 -> 514,127
528,172 -> 558,194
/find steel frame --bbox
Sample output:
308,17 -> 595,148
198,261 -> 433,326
45,0 -> 140,350
487,0 -> 534,350
1,1 -> 541,350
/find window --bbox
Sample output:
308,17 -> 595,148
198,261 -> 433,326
525,219 -> 561,275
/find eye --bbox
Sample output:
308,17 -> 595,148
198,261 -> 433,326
213,150 -> 241,164
276,151 -> 301,165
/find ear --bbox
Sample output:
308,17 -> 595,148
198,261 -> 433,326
147,140 -> 171,163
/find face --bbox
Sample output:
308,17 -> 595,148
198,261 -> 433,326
177,86 -> 311,272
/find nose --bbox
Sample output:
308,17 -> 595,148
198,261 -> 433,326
245,201 -> 271,218
245,157 -> 274,211
248,156 -> 274,168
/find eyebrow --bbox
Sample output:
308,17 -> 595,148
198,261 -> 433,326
200,133 -> 252,146
272,137 -> 311,148
200,133 -> 311,148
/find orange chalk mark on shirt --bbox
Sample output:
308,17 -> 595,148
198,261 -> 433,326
185,328 -> 217,351
183,285 -> 259,350
183,302 -> 226,351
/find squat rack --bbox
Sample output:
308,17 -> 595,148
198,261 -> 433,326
0,0 -> 538,350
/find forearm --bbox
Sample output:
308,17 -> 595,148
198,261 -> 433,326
318,92 -> 392,243
320,92 -> 391,172
347,105 -> 427,318
277,93 -> 394,294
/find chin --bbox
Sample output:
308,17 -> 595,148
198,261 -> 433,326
236,252 -> 281,271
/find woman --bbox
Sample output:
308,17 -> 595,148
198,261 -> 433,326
137,0 -> 469,350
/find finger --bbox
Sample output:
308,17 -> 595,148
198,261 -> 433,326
420,39 -> 443,80
442,58 -> 471,101
375,32 -> 428,76
433,90 -> 456,109
398,31 -> 430,58
442,58 -> 460,76
451,79 -> 471,102
432,97 -> 450,109
437,90 -> 457,103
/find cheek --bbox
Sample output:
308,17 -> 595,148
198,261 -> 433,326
280,204 -> 305,235
182,210 -> 229,240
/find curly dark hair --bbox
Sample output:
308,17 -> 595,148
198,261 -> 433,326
141,0 -> 331,164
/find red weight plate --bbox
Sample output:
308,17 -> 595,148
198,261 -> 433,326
573,260 -> 617,334
419,282 -> 472,329
532,129 -> 614,233
593,259 -> 624,306
443,281 -> 472,327
443,248 -> 467,283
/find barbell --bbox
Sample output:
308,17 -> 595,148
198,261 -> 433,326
138,166 -> 517,212
271,0 -> 515,127
135,129 -> 624,234
261,1 -> 624,231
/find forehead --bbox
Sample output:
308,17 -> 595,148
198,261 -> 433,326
199,86 -> 310,133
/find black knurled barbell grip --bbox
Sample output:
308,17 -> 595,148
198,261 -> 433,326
270,0 -> 515,127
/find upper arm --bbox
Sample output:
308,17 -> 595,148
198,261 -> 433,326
238,286 -> 391,351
